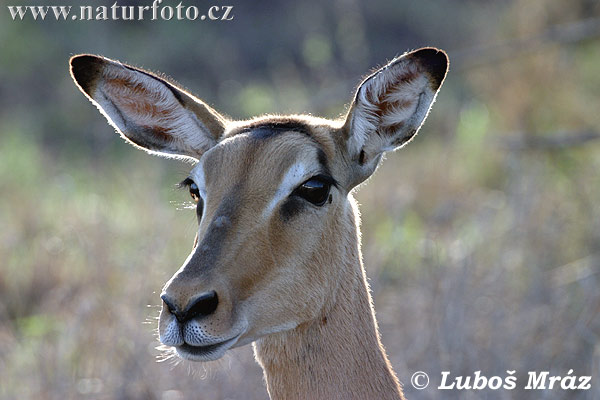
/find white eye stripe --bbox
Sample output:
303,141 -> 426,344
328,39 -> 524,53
262,162 -> 318,219
190,161 -> 208,198
191,159 -> 321,219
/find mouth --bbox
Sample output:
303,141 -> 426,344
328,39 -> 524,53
174,334 -> 241,361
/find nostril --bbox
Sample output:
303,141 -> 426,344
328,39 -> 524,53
160,294 -> 178,315
186,291 -> 218,320
161,291 -> 219,323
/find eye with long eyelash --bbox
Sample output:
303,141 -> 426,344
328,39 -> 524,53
178,177 -> 201,203
292,174 -> 335,206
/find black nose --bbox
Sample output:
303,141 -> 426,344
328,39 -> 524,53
161,291 -> 219,323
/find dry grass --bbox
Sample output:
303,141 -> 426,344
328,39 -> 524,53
1,125 -> 598,399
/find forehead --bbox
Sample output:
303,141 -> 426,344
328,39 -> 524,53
190,121 -> 332,191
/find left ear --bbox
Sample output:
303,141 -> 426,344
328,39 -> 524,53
342,47 -> 448,186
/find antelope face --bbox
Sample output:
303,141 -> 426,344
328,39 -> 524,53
69,48 -> 447,361
159,121 -> 346,360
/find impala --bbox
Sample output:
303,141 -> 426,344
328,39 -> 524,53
70,47 -> 448,399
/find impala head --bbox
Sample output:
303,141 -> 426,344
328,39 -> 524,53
70,48 -> 448,362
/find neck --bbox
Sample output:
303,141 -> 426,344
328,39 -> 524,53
253,202 -> 404,400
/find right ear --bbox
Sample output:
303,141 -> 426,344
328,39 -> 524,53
340,48 -> 448,188
69,54 -> 227,160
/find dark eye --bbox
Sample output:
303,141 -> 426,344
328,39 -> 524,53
293,177 -> 332,206
189,182 -> 200,203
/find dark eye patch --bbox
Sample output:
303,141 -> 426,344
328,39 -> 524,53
280,196 -> 306,222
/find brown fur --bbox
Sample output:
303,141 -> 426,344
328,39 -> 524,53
69,48 -> 448,400
254,197 -> 404,400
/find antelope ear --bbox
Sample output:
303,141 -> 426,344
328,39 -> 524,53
70,54 -> 227,160
342,48 -> 448,186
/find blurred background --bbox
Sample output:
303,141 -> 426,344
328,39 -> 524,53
1,0 -> 599,399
